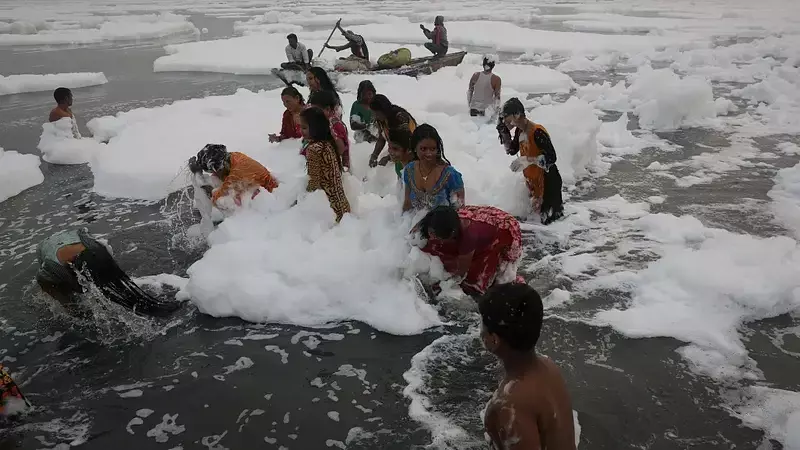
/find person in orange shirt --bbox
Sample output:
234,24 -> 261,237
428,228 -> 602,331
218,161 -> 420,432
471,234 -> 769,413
497,98 -> 564,225
189,144 -> 279,208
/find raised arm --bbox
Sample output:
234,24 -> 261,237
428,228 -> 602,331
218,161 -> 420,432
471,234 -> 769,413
327,42 -> 351,52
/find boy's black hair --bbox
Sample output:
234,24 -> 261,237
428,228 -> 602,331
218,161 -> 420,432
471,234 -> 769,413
54,87 -> 71,104
287,33 -> 297,40
478,283 -> 544,352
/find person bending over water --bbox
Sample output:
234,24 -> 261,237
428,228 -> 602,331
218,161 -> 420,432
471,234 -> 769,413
350,80 -> 378,143
189,144 -> 279,208
416,205 -> 522,296
36,229 -> 183,317
309,90 -> 351,171
326,23 -> 371,71
269,87 -> 305,143
300,107 -> 351,222
49,87 -> 80,138
498,98 -> 564,225
403,124 -> 464,212
480,283 -> 576,450
306,67 -> 342,119
369,94 -> 417,168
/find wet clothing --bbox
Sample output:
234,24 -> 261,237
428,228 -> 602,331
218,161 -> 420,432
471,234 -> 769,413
305,140 -> 351,222
343,32 -> 369,60
285,42 -> 310,65
469,71 -> 496,113
423,24 -> 448,56
422,205 -> 522,295
330,117 -> 351,169
404,161 -> 464,210
279,109 -> 302,141
0,364 -> 26,415
377,107 -> 417,143
351,101 -> 378,143
508,121 -> 564,224
213,152 -> 279,206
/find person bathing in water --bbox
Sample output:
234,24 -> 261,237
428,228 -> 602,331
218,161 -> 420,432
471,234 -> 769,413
300,107 -> 351,222
421,16 -> 448,57
189,144 -> 279,208
36,228 -> 184,317
269,86 -> 305,143
480,283 -> 576,450
282,33 -> 311,70
388,128 -> 415,180
309,90 -> 351,171
498,98 -> 564,225
468,55 -> 501,117
369,94 -> 417,168
49,87 -> 81,138
403,124 -> 464,212
350,80 -> 379,143
306,67 -> 342,119
415,205 -> 522,297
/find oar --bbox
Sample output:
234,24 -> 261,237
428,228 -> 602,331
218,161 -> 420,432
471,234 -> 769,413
317,18 -> 342,60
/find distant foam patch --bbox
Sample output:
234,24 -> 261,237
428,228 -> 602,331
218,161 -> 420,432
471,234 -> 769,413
0,72 -> 107,96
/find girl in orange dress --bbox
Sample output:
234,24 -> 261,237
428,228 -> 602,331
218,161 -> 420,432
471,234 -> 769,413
189,144 -> 279,208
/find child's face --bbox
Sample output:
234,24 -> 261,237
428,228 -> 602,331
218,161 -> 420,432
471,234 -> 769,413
480,323 -> 500,354
299,117 -> 311,139
388,142 -> 408,163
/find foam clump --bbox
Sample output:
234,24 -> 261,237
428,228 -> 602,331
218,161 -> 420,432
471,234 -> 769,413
0,147 -> 44,203
37,118 -> 105,165
768,162 -> 800,239
0,72 -> 107,96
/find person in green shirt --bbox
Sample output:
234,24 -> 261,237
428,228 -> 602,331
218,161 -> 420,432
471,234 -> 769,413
350,80 -> 378,143
387,127 -> 415,179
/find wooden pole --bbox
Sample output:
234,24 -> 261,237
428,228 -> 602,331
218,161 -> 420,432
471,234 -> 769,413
316,18 -> 342,60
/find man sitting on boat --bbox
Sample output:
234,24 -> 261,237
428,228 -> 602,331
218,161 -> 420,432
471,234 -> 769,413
325,23 -> 371,72
282,33 -> 312,70
421,16 -> 448,57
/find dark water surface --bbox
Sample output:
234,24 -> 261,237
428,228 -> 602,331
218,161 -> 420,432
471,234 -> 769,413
1,11 -> 799,450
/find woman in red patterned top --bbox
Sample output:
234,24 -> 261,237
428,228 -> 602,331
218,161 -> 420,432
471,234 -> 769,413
309,90 -> 350,171
189,144 -> 279,208
269,87 -> 305,143
415,205 -> 524,296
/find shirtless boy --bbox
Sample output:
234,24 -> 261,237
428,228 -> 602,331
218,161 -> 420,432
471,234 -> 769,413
479,283 -> 576,450
49,87 -> 74,123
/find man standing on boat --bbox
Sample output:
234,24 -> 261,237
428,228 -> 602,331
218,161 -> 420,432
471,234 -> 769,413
468,54 -> 502,117
421,16 -> 448,57
282,33 -> 311,70
325,23 -> 371,71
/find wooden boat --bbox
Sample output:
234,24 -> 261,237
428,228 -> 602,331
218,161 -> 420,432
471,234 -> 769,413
272,51 -> 468,86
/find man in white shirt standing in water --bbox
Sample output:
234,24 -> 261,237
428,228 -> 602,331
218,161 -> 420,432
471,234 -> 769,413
468,55 -> 502,117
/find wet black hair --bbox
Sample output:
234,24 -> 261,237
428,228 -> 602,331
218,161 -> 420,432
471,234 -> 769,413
300,106 -> 342,170
281,86 -> 305,104
501,97 -> 525,118
287,33 -> 297,40
370,94 -> 392,115
306,67 -> 340,103
54,87 -> 72,104
478,283 -> 544,352
196,144 -> 229,174
411,123 -> 451,165
419,205 -> 462,240
73,234 -> 183,317
388,127 -> 413,150
308,90 -> 338,111
357,80 -> 376,103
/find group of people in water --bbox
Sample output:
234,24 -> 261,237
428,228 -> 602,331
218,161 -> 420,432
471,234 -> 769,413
22,38 -> 576,447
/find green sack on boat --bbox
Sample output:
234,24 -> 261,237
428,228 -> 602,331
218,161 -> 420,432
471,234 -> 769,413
377,48 -> 412,69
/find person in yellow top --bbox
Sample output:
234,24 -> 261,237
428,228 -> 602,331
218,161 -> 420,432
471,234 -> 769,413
497,98 -> 564,225
189,144 -> 279,207
368,94 -> 418,168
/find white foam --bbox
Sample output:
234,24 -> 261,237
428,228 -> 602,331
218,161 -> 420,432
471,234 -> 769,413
0,72 -> 107,96
38,118 -> 105,165
768,162 -> 800,239
0,147 -> 44,203
0,13 -> 199,46
735,386 -> 800,449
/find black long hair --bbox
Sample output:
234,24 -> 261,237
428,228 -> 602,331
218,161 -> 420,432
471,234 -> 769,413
498,97 -> 526,155
307,67 -> 340,106
308,90 -> 338,114
300,106 -> 342,170
411,124 -> 451,165
281,86 -> 305,105
371,94 -> 416,129
419,206 -> 462,240
357,80 -> 376,103
73,236 -> 183,317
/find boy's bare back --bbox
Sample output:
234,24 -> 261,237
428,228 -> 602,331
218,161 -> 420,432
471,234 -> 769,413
49,106 -> 72,123
484,356 -> 575,450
